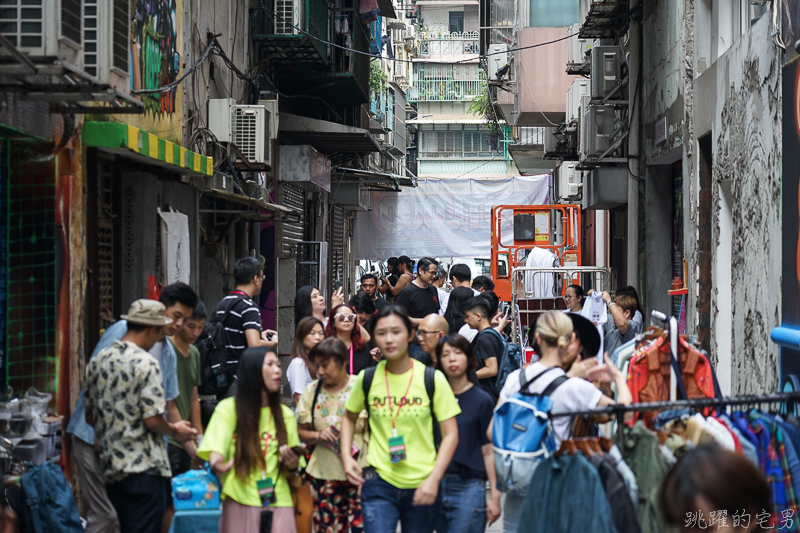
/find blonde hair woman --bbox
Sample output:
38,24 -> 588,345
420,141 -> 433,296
494,311 -> 632,533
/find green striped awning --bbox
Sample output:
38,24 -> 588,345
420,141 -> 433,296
82,122 -> 213,176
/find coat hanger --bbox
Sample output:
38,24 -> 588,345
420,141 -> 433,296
598,436 -> 613,452
554,439 -> 578,458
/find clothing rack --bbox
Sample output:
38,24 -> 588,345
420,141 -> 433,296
550,391 -> 800,444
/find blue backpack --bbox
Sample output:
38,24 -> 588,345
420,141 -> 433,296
19,462 -> 83,533
476,328 -> 522,395
492,367 -> 567,496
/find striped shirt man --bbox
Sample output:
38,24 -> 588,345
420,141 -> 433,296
213,290 -> 262,371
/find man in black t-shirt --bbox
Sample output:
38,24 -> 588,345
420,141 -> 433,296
464,296 -> 501,400
395,257 -> 441,363
378,257 -> 400,303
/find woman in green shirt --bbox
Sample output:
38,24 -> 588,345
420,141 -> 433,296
340,306 -> 461,533
198,348 -> 302,533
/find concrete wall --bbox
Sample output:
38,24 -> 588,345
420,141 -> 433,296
642,0 -> 685,164
514,27 -> 572,126
687,14 -> 782,394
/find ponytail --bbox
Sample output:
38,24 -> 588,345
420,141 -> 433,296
535,311 -> 574,355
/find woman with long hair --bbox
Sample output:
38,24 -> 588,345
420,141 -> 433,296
443,286 -> 475,336
295,286 -> 329,328
326,304 -> 375,376
340,306 -> 461,533
198,348 -> 302,533
296,338 -> 370,533
287,317 -> 325,407
434,334 -> 501,533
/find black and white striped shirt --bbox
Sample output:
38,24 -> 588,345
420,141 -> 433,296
213,291 -> 262,369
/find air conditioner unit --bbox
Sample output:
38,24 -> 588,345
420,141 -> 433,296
557,162 -> 582,201
234,105 -> 271,165
566,78 -> 590,123
208,98 -> 237,143
579,0 -> 590,26
582,104 -> 615,159
258,93 -> 280,142
487,44 -> 509,80
544,128 -> 558,153
566,24 -> 591,67
82,0 -> 131,92
590,46 -> 621,99
274,0 -> 300,35
0,0 -> 81,60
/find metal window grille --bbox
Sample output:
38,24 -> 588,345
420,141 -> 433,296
112,0 -> 129,71
83,0 -> 98,76
6,143 -> 56,396
0,0 -> 44,48
672,171 -> 684,317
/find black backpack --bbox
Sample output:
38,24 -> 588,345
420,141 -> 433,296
196,294 -> 246,396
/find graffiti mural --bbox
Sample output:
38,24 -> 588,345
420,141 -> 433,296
115,0 -> 184,144
131,0 -> 180,115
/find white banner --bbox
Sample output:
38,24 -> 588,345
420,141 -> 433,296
353,175 -> 551,259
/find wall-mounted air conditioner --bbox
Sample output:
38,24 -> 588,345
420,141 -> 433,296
0,0 -> 81,61
258,93 -> 280,141
274,0 -> 300,34
566,78 -> 590,123
234,105 -> 271,165
579,0 -> 590,27
582,104 -> 615,159
566,24 -> 591,68
488,44 -> 509,80
83,0 -> 131,92
557,162 -> 582,201
208,98 -> 237,143
590,46 -> 621,99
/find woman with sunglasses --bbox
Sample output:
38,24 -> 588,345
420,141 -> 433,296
326,304 -> 376,376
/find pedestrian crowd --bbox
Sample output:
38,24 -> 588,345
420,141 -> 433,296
69,255 -> 773,533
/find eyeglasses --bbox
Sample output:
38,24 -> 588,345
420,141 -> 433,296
563,294 -> 574,300
417,329 -> 441,337
335,313 -> 357,323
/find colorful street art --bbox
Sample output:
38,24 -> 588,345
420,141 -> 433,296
116,0 -> 184,144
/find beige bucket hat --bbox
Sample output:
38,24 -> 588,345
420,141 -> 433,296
121,299 -> 174,327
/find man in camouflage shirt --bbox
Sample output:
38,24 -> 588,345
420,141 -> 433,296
85,299 -> 196,533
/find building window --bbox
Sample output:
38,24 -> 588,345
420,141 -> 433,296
420,126 -> 498,158
449,11 -> 464,33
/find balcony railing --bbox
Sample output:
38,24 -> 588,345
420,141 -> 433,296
517,127 -> 546,145
250,0 -> 329,60
408,78 -> 483,102
416,31 -> 479,56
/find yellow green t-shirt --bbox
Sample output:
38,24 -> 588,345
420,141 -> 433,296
197,398 -> 300,508
345,359 -> 460,489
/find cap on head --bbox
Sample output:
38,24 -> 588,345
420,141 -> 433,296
121,299 -> 174,327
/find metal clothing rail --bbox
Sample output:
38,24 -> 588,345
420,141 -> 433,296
549,392 -> 800,419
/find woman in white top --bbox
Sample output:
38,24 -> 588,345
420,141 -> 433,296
563,284 -> 584,313
287,317 -> 325,407
495,311 -> 632,533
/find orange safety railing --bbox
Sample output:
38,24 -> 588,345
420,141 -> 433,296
490,204 -> 582,302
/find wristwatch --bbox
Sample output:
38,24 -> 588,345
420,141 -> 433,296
607,301 -> 616,308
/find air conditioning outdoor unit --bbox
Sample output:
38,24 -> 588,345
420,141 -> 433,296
258,93 -> 280,142
82,0 -> 131,92
208,98 -> 237,143
557,162 -> 582,201
566,24 -> 591,67
582,104 -> 615,159
487,43 -> 509,80
0,0 -> 81,59
274,0 -> 300,35
566,78 -> 590,123
234,104 -> 272,165
543,128 -> 558,153
579,0 -> 590,26
590,46 -> 621,99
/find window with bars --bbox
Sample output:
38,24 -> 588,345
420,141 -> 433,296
419,127 -> 495,158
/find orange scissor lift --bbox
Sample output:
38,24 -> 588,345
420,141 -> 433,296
490,204 -> 583,303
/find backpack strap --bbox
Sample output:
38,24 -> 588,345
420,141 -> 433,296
362,365 -> 377,414
308,379 -> 325,455
519,366 -> 559,393
541,375 -> 568,397
424,366 -> 435,419
213,293 -> 248,326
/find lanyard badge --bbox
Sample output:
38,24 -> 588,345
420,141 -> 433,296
256,414 -> 276,506
384,364 -> 414,464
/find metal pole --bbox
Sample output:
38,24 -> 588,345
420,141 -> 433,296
627,0 -> 641,288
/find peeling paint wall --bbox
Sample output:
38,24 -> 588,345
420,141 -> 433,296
689,14 -> 782,394
642,0 -> 685,163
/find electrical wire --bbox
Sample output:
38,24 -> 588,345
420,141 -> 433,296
451,154 -> 503,179
132,40 -> 216,95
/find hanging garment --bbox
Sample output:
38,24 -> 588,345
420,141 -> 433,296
590,454 -> 642,533
758,412 -> 800,529
747,414 -> 793,529
677,338 -> 715,402
702,416 -> 736,451
580,293 -> 607,360
608,444 -> 639,511
621,421 -> 666,533
612,338 -> 637,369
523,247 -> 560,298
719,414 -> 759,466
518,452 -> 618,533
627,339 -> 671,426
158,209 -> 191,285
778,415 -> 800,498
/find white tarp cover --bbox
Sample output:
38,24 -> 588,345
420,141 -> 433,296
353,175 -> 550,259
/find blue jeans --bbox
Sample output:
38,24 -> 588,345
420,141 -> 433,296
361,470 -> 440,533
435,475 -> 487,533
502,493 -> 525,533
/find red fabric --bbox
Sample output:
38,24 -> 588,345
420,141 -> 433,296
716,416 -> 744,455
